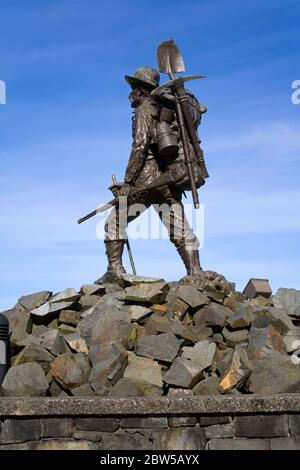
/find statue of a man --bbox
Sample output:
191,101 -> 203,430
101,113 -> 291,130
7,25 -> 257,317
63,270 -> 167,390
98,66 -> 205,284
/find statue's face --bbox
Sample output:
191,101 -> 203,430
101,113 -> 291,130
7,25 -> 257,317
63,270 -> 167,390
129,87 -> 144,108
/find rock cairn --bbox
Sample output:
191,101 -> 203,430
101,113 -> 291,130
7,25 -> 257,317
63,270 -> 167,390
1,272 -> 300,397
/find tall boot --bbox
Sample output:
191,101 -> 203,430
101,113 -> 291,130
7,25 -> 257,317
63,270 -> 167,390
176,240 -> 202,276
95,240 -> 126,285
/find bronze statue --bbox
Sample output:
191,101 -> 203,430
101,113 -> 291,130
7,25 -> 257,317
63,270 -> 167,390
78,40 -> 209,284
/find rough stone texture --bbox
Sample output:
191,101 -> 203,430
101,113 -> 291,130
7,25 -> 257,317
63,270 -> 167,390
124,355 -> 163,388
182,340 -> 216,369
194,303 -> 232,330
71,383 -> 95,397
176,286 -> 208,309
136,333 -> 183,362
272,288 -> 300,318
58,310 -> 81,326
204,423 -> 234,439
251,307 -> 293,336
283,328 -> 300,352
219,346 -> 251,394
75,417 -> 119,432
51,353 -> 91,390
1,363 -> 48,397
222,327 -> 249,347
0,419 -> 41,444
289,414 -> 300,436
40,418 -> 74,438
193,375 -> 220,395
50,288 -> 80,303
128,305 -> 152,322
109,378 -> 163,397
4,310 -> 32,349
247,324 -> 287,359
13,343 -> 55,373
31,300 -> 75,323
163,357 -> 204,388
200,416 -> 231,426
208,438 -> 269,450
80,284 -> 106,296
121,417 -> 168,428
18,291 -> 52,311
123,281 -> 168,304
147,315 -> 204,343
235,415 -> 289,438
168,416 -> 198,427
63,333 -> 89,355
246,351 -> 300,394
153,425 -> 206,450
270,437 -> 300,450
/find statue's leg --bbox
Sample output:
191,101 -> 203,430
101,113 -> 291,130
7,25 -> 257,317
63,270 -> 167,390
154,197 -> 202,276
96,198 -> 150,284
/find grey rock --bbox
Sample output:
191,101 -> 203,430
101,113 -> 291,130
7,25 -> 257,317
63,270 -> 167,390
51,352 -> 91,390
123,281 -> 168,304
289,415 -> 300,436
80,284 -> 106,296
153,425 -> 206,450
167,388 -> 194,396
163,357 -> 204,388
75,417 -> 119,432
222,327 -> 249,347
168,416 -> 198,427
121,417 -> 168,429
136,333 -> 183,362
208,438 -> 269,450
109,377 -> 163,397
124,354 -> 163,388
272,288 -> 300,318
219,346 -> 251,394
128,305 -> 152,322
247,324 -> 287,359
176,285 -> 208,309
71,383 -> 95,396
204,423 -> 234,439
180,270 -> 235,303
58,323 -> 76,335
1,363 -> 48,396
194,303 -> 232,331
18,291 -> 52,311
79,295 -> 102,311
251,306 -> 293,335
90,305 -> 133,349
234,415 -> 289,438
182,340 -> 216,369
200,416 -> 231,426
226,306 -> 252,329
31,300 -> 75,324
63,333 -> 89,355
89,347 -> 128,394
58,310 -> 81,326
270,438 -> 300,450
147,315 -> 206,343
13,343 -> 55,373
39,329 -> 67,356
283,328 -> 300,352
246,350 -> 300,393
0,419 -> 41,444
100,430 -> 154,450
122,274 -> 165,285
50,288 -> 80,303
167,296 -> 189,321
77,304 -> 104,342
193,375 -> 220,395
41,418 -> 74,438
4,309 -> 32,349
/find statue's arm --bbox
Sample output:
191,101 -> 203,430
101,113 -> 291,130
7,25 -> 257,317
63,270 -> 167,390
124,107 -> 152,184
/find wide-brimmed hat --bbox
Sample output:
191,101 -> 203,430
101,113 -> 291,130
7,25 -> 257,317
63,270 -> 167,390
125,66 -> 160,90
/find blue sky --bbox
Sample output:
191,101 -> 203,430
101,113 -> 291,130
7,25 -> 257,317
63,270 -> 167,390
0,0 -> 299,310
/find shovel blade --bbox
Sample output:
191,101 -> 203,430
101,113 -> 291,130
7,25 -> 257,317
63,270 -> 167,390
157,39 -> 185,75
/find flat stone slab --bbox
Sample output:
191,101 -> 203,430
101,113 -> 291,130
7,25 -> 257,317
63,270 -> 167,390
1,395 -> 300,416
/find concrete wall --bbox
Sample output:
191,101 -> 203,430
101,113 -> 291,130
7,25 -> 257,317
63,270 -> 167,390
0,395 -> 300,450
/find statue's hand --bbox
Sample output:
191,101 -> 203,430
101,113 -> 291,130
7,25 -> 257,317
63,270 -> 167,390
117,182 -> 131,197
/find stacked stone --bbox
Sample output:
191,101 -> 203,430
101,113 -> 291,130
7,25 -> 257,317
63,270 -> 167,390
1,271 -> 300,397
